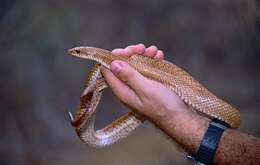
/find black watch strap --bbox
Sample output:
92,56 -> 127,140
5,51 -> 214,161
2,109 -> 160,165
188,118 -> 230,165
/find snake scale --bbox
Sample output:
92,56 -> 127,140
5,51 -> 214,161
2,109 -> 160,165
68,46 -> 241,148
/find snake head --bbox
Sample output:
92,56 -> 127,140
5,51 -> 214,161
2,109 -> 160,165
68,47 -> 88,57
68,46 -> 128,69
68,46 -> 103,58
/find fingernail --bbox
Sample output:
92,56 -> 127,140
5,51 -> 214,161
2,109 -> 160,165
111,61 -> 123,74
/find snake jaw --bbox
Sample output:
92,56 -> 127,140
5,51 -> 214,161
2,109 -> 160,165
68,92 -> 94,127
69,111 -> 87,128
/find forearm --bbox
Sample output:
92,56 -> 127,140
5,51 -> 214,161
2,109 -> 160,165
148,107 -> 260,165
215,129 -> 260,164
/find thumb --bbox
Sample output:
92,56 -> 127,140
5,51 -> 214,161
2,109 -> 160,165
110,60 -> 149,94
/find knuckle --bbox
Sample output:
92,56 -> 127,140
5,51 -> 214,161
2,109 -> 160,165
127,69 -> 136,79
120,68 -> 135,82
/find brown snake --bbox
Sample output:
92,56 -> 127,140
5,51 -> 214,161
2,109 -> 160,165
68,46 -> 241,147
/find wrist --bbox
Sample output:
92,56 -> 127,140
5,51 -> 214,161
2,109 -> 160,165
188,118 -> 230,164
152,106 -> 210,153
172,109 -> 210,152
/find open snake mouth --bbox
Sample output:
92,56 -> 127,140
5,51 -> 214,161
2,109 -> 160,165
80,91 -> 94,108
69,91 -> 95,127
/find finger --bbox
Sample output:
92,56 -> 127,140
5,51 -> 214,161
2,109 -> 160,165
112,48 -> 123,55
154,50 -> 164,59
101,67 -> 141,107
112,48 -> 131,56
110,60 -> 150,96
144,45 -> 158,57
125,43 -> 146,55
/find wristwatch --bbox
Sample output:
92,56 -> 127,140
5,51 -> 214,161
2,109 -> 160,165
187,118 -> 230,165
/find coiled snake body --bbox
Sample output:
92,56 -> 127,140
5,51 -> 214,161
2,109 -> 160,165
68,47 -> 241,148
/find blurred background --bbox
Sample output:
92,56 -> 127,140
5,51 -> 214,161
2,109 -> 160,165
0,0 -> 259,165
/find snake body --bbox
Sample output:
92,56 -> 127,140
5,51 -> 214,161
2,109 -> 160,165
68,46 -> 241,147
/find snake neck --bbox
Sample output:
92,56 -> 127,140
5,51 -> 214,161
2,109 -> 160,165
71,46 -> 129,69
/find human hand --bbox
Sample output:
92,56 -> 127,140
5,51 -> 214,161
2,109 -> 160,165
101,44 -> 207,153
101,44 -> 190,120
101,45 -> 260,163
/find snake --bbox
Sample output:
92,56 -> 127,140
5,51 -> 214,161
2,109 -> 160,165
68,46 -> 241,148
